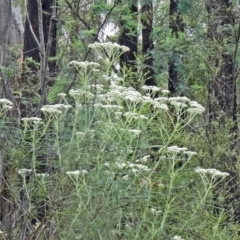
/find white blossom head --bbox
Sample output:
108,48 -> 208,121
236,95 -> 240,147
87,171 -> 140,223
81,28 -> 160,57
68,60 -> 100,70
184,151 -> 197,157
0,99 -> 13,106
195,167 -> 230,178
135,155 -> 151,163
187,101 -> 205,115
21,117 -> 42,122
128,129 -> 142,135
69,89 -> 94,102
89,42 -> 129,53
141,85 -> 161,93
66,170 -> 88,177
153,102 -> 168,111
21,117 -> 43,127
172,236 -> 185,240
0,98 -> 13,113
166,146 -> 187,154
169,96 -> 190,103
36,173 -> 50,177
41,104 -> 63,115
57,93 -> 66,99
88,42 -> 129,61
18,168 -> 32,176
161,89 -> 170,95
122,175 -> 129,180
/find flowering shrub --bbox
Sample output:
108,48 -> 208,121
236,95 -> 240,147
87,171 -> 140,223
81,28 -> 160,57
0,42 -> 233,239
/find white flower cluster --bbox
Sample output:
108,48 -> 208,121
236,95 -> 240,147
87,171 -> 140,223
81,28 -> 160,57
135,155 -> 151,163
18,169 -> 50,178
172,236 -> 185,240
0,98 -> 13,112
69,89 -> 94,100
169,96 -> 190,109
122,112 -> 148,120
129,163 -> 150,172
89,42 -> 129,53
111,161 -> 151,173
141,85 -> 161,93
18,169 -> 89,178
21,117 -> 42,122
98,85 -> 142,104
41,104 -> 71,115
150,208 -> 162,216
76,132 -> 85,137
93,103 -> 123,111
36,173 -> 49,177
128,129 -> 142,135
57,93 -> 66,98
195,167 -> 230,178
18,168 -> 32,176
21,117 -> 43,126
166,146 -> 187,153
187,101 -> 205,115
0,98 -> 13,106
153,102 -> 168,111
169,96 -> 190,103
66,170 -> 88,176
167,97 -> 205,114
96,85 -> 204,116
91,84 -> 104,92
165,146 -> 197,156
161,89 -> 170,94
68,60 -> 100,69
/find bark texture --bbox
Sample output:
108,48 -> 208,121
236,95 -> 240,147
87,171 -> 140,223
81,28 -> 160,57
207,0 -> 235,122
141,2 -> 156,87
168,0 -> 184,95
0,0 -> 23,97
21,0 -> 57,117
0,0 -> 23,233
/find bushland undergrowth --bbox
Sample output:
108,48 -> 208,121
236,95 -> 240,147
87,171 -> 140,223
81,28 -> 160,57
0,43 -> 238,240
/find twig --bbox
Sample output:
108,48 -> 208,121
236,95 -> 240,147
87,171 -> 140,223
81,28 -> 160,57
24,0 -> 41,52
67,0 -> 121,92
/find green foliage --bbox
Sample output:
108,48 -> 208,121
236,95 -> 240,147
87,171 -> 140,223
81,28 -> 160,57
48,76 -> 70,103
2,0 -> 240,239
1,42 -> 238,239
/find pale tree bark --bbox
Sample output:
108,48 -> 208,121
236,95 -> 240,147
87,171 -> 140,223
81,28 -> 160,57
0,0 -> 23,234
0,0 -> 23,94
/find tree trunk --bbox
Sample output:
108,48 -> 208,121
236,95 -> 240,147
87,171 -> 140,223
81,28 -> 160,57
207,0 -> 235,123
0,0 -> 23,66
21,0 -> 57,117
141,2 -> 156,87
168,0 -> 184,95
0,0 -> 23,97
0,0 -> 23,233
